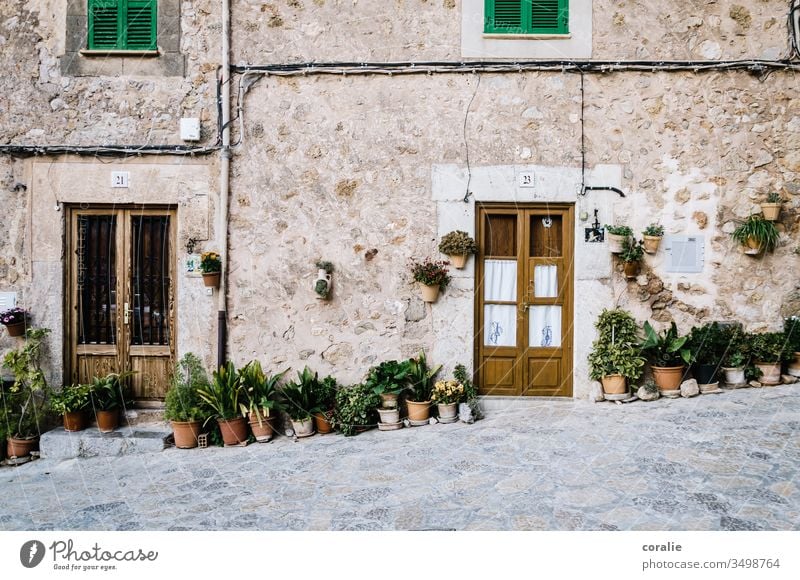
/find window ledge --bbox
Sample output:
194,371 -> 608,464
482,33 -> 571,40
79,49 -> 160,57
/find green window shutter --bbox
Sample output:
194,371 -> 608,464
124,0 -> 157,50
485,0 -> 568,35
88,0 -> 121,49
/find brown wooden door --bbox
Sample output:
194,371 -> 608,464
475,204 -> 574,397
67,207 -> 176,401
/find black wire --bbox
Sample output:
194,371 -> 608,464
462,74 -> 481,204
579,70 -> 585,195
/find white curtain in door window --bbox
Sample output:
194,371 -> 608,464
529,306 -> 562,348
484,305 -> 516,347
534,264 -> 558,298
483,259 -> 517,301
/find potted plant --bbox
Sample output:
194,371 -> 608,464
750,331 -> 791,386
438,230 -> 478,269
89,372 -> 132,433
0,307 -> 29,337
331,383 -> 380,436
642,223 -> 664,254
366,359 -> 410,410
686,322 -> 729,388
760,191 -> 783,221
311,374 -> 338,434
281,370 -> 316,437
404,350 -> 442,425
604,224 -> 633,254
164,353 -> 210,449
640,321 -> 691,393
785,316 -> 800,377
313,261 -> 333,300
2,328 -> 50,458
49,383 -> 92,432
200,251 -> 222,287
731,215 -> 779,255
587,309 -> 644,395
620,238 -> 644,279
409,258 -> 451,303
239,360 -> 287,442
454,363 -> 482,422
197,362 -> 247,446
430,379 -> 464,423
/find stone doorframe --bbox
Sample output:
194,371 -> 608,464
430,162 -> 624,399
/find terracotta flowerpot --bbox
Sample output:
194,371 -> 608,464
744,236 -> 762,256
651,365 -> 686,392
448,254 -> 468,269
171,420 -> 201,449
601,374 -> 627,395
761,202 -> 781,221
722,366 -> 746,387
291,417 -> 315,438
377,407 -> 400,424
406,400 -> 431,424
607,233 -> 627,253
380,393 -> 399,409
7,436 -> 39,459
313,412 -> 333,434
202,272 -> 220,287
248,412 -> 276,442
788,352 -> 800,378
63,411 -> 88,432
218,416 -> 248,445
419,283 -> 440,303
642,235 -> 662,254
623,261 -> 640,279
4,322 -> 26,337
437,403 -> 458,424
755,362 -> 781,386
96,409 -> 119,433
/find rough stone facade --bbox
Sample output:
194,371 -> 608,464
2,1 -> 799,398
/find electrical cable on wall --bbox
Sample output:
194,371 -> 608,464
462,74 -> 481,204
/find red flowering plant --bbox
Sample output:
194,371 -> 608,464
1,307 -> 28,326
409,258 -> 451,289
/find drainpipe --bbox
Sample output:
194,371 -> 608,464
217,0 -> 231,370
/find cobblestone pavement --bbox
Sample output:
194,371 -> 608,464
1,385 -> 798,531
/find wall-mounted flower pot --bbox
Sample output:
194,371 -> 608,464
743,236 -> 763,256
601,374 -> 627,395
171,420 -> 202,449
623,261 -> 640,279
63,411 -> 88,432
314,268 -> 332,300
202,272 -> 221,287
419,283 -> 440,303
448,254 -> 468,269
760,203 -> 781,221
651,365 -> 686,392
607,233 -> 627,253
96,409 -> 120,433
642,235 -> 662,254
218,416 -> 248,445
4,322 -> 26,337
755,362 -> 781,385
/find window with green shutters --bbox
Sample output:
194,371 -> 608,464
88,0 -> 157,50
484,0 -> 569,35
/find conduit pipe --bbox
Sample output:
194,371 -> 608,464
217,0 -> 231,369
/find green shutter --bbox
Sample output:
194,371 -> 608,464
88,0 -> 120,49
485,0 -> 568,34
88,0 -> 156,50
125,0 -> 157,49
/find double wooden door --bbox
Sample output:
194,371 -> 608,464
67,207 -> 176,401
475,204 -> 574,397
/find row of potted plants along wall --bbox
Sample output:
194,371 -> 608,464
589,309 -> 800,397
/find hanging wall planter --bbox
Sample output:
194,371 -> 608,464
731,215 -> 779,257
200,251 -> 222,287
641,224 -> 664,254
1,307 -> 29,337
438,230 -> 477,270
760,192 -> 783,221
314,261 -> 333,300
409,258 -> 451,304
605,224 -> 632,254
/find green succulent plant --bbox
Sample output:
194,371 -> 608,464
438,230 -> 478,256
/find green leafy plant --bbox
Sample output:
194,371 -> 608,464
280,367 -> 319,421
331,383 -> 380,436
640,321 -> 692,367
731,215 -> 780,253
1,328 -> 51,439
784,316 -> 800,354
311,375 -> 338,415
200,251 -> 222,273
196,362 -> 243,422
453,364 -> 477,402
409,258 -> 451,288
405,350 -> 442,402
239,360 -> 288,423
365,359 -> 411,396
605,224 -> 633,237
593,308 -> 640,345
765,192 -> 783,203
587,308 -> 645,382
686,322 -> 731,366
89,372 -> 134,412
620,238 -> 644,263
49,383 -> 92,416
164,353 -> 210,423
642,223 -> 664,237
750,332 -> 791,363
438,230 -> 478,256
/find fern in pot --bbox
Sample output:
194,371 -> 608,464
438,230 -> 477,269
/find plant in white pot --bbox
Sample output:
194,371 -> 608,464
604,224 -> 633,254
438,230 -> 477,269
409,258 -> 451,303
431,379 -> 464,424
587,309 -> 644,396
313,260 -> 333,300
281,372 -> 317,437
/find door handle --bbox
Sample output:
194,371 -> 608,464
519,302 -> 532,313
124,302 -> 131,325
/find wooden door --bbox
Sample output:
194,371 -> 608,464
67,207 -> 176,401
475,204 -> 574,397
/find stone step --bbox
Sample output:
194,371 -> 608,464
40,423 -> 172,460
124,407 -> 167,426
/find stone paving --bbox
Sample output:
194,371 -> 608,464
1,385 -> 798,531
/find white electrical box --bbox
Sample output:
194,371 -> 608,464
180,118 -> 201,141
665,236 -> 705,273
